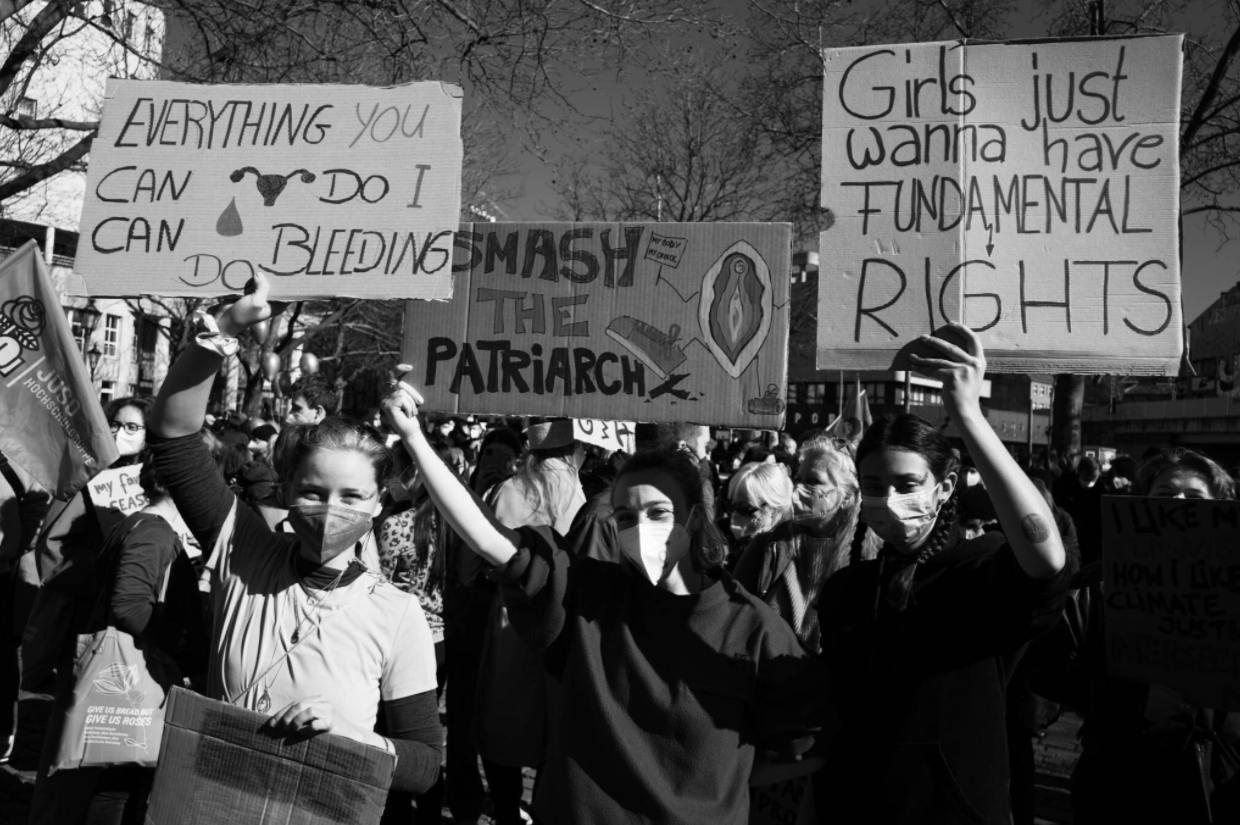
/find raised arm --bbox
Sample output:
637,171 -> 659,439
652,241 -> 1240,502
147,275 -> 273,549
149,277 -> 272,439
380,377 -> 519,567
909,324 -> 1066,579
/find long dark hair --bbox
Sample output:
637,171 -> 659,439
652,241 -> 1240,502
849,414 -> 961,611
616,447 -> 729,571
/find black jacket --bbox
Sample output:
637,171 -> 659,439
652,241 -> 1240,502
816,529 -> 1072,825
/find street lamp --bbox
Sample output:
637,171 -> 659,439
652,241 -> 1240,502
77,298 -> 101,354
87,343 -> 103,379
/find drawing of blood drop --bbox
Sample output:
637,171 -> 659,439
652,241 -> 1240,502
216,197 -> 243,236
697,241 -> 772,378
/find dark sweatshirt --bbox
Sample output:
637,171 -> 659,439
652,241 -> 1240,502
816,529 -> 1071,825
495,525 -> 824,825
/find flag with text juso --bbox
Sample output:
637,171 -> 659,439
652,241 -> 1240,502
0,243 -> 117,499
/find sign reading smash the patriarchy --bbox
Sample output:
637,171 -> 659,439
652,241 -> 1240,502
402,223 -> 791,428
818,35 -> 1183,374
1104,496 -> 1240,711
77,79 -> 463,300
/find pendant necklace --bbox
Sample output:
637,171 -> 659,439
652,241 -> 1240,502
241,566 -> 347,714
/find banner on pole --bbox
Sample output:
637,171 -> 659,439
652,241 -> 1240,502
1103,496 -> 1240,710
402,222 -> 791,428
0,243 -> 118,499
818,35 -> 1183,374
77,79 -> 463,300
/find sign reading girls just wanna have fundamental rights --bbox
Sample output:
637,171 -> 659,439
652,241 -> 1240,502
76,79 -> 463,300
402,222 -> 792,428
818,35 -> 1183,374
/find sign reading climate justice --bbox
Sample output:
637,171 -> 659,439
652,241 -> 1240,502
402,222 -> 791,428
818,35 -> 1183,374
1104,496 -> 1240,710
77,79 -> 463,300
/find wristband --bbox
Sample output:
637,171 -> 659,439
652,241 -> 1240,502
191,309 -> 240,358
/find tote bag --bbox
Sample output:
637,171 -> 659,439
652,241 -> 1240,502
48,624 -> 169,771
47,513 -> 177,772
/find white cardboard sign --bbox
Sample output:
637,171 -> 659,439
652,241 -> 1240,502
77,79 -> 463,300
818,35 -> 1183,374
572,419 -> 636,454
87,464 -> 148,515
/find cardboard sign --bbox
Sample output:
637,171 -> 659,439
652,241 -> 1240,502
402,222 -> 791,428
87,464 -> 148,515
1103,496 -> 1240,710
77,79 -> 463,300
571,419 -> 635,453
0,243 -> 118,499
146,687 -> 394,825
819,35 -> 1183,374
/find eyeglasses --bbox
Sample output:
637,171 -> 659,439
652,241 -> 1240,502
109,420 -> 145,434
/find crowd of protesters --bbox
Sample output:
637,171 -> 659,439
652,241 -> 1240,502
0,275 -> 1238,825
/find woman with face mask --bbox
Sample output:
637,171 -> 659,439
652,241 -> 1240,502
29,397 -> 154,584
382,379 -> 825,825
143,273 -> 442,797
724,461 -> 793,562
732,442 -> 870,655
816,324 -> 1070,825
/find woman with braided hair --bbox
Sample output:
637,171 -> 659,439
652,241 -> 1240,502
815,324 -> 1071,825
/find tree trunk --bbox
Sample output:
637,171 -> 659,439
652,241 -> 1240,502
1051,373 -> 1086,458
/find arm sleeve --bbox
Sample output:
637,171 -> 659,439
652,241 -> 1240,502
382,691 -> 443,794
491,525 -> 570,653
148,433 -> 271,558
754,618 -> 826,759
109,518 -> 178,637
381,597 -> 439,700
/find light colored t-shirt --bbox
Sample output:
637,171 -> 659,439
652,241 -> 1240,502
206,501 -> 437,735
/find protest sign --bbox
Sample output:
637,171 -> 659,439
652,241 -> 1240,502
146,687 -> 394,825
76,79 -> 463,300
0,243 -> 117,499
1103,496 -> 1240,710
402,222 -> 791,428
87,464 -> 147,515
572,419 -> 636,453
819,35 -> 1183,374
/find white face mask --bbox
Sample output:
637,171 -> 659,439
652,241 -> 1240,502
616,519 -> 690,584
860,488 -> 941,552
115,429 -> 145,458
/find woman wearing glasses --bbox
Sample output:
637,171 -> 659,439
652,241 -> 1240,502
722,461 -> 793,568
31,398 -> 153,583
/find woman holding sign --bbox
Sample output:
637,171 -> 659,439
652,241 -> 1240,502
1071,449 -> 1238,825
143,273 -> 442,798
382,373 -> 824,825
815,324 -> 1072,825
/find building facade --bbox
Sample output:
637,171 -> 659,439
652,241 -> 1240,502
2,2 -> 169,402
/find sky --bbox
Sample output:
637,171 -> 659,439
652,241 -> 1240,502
498,0 -> 1239,325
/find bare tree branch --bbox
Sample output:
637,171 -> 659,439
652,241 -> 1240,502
0,131 -> 91,201
0,0 -> 40,26
1181,20 -> 1240,156
0,0 -> 73,100
0,114 -> 97,131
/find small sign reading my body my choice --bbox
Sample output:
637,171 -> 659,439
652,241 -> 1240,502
76,80 -> 463,300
